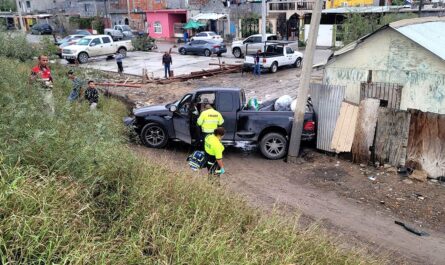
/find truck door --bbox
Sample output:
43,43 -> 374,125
172,94 -> 193,144
101,36 -> 114,54
285,47 -> 294,65
216,91 -> 237,141
87,37 -> 103,57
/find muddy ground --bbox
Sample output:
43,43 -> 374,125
104,67 -> 445,265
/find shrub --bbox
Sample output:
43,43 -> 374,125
131,34 -> 156,51
0,56 -> 381,264
0,31 -> 35,61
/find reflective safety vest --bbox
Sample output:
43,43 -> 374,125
205,134 -> 225,160
197,108 -> 224,133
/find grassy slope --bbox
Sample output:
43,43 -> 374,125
0,57 -> 380,264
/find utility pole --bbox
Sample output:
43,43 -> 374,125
15,0 -> 25,32
287,0 -> 323,163
418,0 -> 423,17
127,0 -> 131,20
261,0 -> 267,42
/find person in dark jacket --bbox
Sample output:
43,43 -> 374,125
84,80 -> 99,110
253,49 -> 261,77
162,51 -> 172,79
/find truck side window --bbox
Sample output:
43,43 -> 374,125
91,38 -> 101,45
286,47 -> 293,54
196,93 -> 215,112
218,92 -> 234,112
102,37 -> 111,44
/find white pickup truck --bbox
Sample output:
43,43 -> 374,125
104,25 -> 134,40
244,42 -> 303,73
62,35 -> 133,64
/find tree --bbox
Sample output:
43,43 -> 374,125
339,13 -> 418,46
0,0 -> 16,11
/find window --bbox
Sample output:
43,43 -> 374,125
196,33 -> 206,37
154,22 -> 162,33
102,37 -> 111,44
26,1 -> 31,8
267,35 -> 278,41
286,47 -> 294,54
251,36 -> 262,43
91,38 -> 101,45
196,93 -> 215,105
208,32 -> 216,36
218,93 -> 233,112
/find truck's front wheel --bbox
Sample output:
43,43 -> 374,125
140,123 -> 169,148
77,52 -> 89,64
260,132 -> 288,160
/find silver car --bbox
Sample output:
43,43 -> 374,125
179,40 -> 227,57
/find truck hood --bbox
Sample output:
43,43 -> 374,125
133,104 -> 170,117
62,44 -> 85,51
232,40 -> 244,46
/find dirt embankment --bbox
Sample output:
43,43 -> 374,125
105,68 -> 445,265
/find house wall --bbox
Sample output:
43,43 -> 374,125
326,0 -> 374,8
168,13 -> 186,38
323,28 -> 445,114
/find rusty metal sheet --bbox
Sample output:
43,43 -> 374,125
406,110 -> 445,179
375,108 -> 411,167
360,82 -> 403,109
330,101 -> 359,153
351,98 -> 380,163
310,83 -> 346,152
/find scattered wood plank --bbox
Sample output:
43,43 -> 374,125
330,101 -> 359,153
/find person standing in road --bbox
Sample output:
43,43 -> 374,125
84,80 -> 99,110
183,30 -> 189,43
162,51 -> 172,79
67,70 -> 83,102
253,49 -> 261,77
204,127 -> 226,178
30,55 -> 55,113
115,52 -> 124,75
197,104 -> 224,146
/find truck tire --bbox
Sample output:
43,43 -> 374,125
260,132 -> 288,160
204,49 -> 211,57
77,52 -> 89,64
269,62 -> 278,73
118,47 -> 127,57
294,58 -> 302,68
140,123 -> 169,148
233,47 -> 242,58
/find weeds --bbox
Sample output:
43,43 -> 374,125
0,55 -> 381,264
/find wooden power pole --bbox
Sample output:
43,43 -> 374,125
15,0 -> 25,32
287,0 -> 323,163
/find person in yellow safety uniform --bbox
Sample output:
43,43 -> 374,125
197,104 -> 224,144
204,127 -> 226,176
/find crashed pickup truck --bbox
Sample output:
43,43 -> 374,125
125,87 -> 316,160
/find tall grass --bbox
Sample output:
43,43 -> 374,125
0,56 -> 380,264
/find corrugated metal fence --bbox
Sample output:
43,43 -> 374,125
310,83 -> 346,152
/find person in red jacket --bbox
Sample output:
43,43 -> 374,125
30,55 -> 55,113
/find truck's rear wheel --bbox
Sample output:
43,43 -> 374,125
140,123 -> 168,148
233,47 -> 242,58
118,47 -> 127,57
77,52 -> 89,64
270,62 -> 278,73
260,132 -> 288,160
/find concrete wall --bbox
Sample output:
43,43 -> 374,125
324,28 -> 445,114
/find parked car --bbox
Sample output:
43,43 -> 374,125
125,87 -> 316,160
62,35 -> 133,64
55,34 -> 85,46
104,25 -> 134,40
56,36 -> 85,58
231,34 -> 296,58
190,31 -> 222,42
74,29 -> 92,36
244,42 -> 303,73
31,23 -> 53,35
179,40 -> 227,57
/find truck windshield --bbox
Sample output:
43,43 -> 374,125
77,38 -> 91,46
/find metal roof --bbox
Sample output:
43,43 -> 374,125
331,17 -> 445,62
191,13 -> 226,20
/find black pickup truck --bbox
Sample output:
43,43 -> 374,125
125,87 -> 316,160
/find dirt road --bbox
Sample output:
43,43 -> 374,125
133,144 -> 445,265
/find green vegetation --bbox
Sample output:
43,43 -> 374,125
0,36 -> 381,264
132,34 -> 156,51
0,31 -> 35,61
339,13 -> 417,46
0,0 -> 15,11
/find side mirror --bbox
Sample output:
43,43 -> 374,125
90,43 -> 96,47
169,105 -> 177,112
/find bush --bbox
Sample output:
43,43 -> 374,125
131,34 -> 156,51
0,31 -> 36,61
39,36 -> 59,58
0,56 -> 381,264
